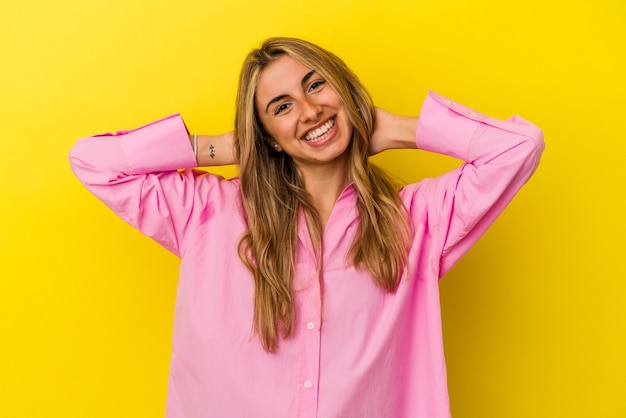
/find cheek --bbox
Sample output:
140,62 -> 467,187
327,89 -> 344,107
339,109 -> 353,132
257,115 -> 277,138
267,118 -> 296,141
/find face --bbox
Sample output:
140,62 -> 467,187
255,55 -> 353,175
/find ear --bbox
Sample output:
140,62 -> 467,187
271,142 -> 283,152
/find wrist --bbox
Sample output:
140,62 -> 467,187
389,115 -> 419,150
196,132 -> 237,166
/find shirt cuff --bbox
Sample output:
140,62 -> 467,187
114,114 -> 198,174
415,90 -> 482,161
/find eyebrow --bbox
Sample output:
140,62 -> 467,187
264,69 -> 318,113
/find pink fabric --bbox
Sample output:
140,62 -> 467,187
69,91 -> 544,418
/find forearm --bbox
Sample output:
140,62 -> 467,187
415,91 -> 544,162
385,114 -> 419,150
190,132 -> 237,166
370,108 -> 419,155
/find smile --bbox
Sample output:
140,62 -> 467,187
303,117 -> 335,143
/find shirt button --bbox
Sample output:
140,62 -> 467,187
304,380 -> 312,388
470,111 -> 479,117
445,99 -> 453,106
307,322 -> 315,330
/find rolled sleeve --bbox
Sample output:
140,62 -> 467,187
406,90 -> 545,278
111,114 -> 197,173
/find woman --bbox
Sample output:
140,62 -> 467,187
70,37 -> 544,417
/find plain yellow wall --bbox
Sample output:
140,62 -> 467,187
1,0 -> 624,416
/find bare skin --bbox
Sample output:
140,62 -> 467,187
190,57 -> 418,229
189,109 -> 417,230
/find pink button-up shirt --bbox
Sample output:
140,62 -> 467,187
69,91 -> 544,418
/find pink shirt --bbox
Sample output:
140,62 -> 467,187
69,91 -> 544,418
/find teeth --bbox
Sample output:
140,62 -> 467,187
304,118 -> 335,142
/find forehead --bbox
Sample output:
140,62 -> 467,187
255,55 -> 313,103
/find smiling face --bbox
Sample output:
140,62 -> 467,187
254,55 -> 353,176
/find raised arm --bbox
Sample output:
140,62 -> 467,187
69,114 -> 239,257
368,108 -> 419,155
190,131 -> 237,167
403,91 -> 545,277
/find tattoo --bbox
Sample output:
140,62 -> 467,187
209,144 -> 215,159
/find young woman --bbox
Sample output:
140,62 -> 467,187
70,37 -> 544,417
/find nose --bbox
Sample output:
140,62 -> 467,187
299,99 -> 322,123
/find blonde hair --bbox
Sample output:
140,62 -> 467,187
235,37 -> 411,352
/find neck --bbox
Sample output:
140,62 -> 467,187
299,162 -> 350,230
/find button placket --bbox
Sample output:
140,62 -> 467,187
294,263 -> 322,417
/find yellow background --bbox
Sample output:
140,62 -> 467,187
1,0 -> 624,416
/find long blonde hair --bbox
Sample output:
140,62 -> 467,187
235,37 -> 411,352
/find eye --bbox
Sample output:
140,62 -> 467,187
308,79 -> 325,93
274,103 -> 291,115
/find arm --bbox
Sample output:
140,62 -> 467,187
369,108 -> 419,155
69,114 -> 234,257
190,131 -> 237,167
402,91 -> 545,277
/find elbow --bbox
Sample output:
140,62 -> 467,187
68,138 -> 92,174
510,114 -> 545,154
68,139 -> 84,171
517,130 -> 545,181
525,126 -> 546,171
530,127 -> 546,155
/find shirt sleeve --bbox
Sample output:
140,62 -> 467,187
68,114 -> 213,257
405,91 -> 545,278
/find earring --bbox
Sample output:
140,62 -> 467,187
273,144 -> 278,148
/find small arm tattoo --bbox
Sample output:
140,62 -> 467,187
209,144 -> 215,159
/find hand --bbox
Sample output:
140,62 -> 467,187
369,108 -> 419,156
369,108 -> 394,156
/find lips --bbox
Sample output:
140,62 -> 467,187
303,117 -> 335,143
